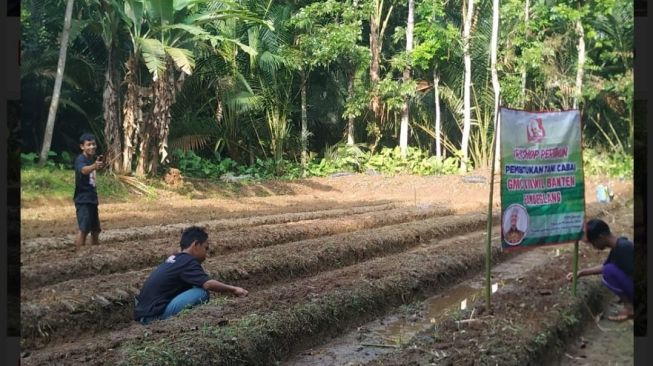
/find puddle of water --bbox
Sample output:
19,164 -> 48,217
284,247 -> 559,366
376,285 -> 480,345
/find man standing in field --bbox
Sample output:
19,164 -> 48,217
567,219 -> 634,321
74,133 -> 104,251
134,226 -> 248,325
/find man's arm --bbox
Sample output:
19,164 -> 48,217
80,160 -> 103,175
566,264 -> 603,281
579,264 -> 603,277
202,279 -> 248,297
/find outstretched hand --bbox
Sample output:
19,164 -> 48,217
566,272 -> 579,282
233,287 -> 249,297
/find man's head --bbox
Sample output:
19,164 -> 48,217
510,209 -> 519,228
79,133 -> 97,158
180,226 -> 210,262
584,219 -> 612,250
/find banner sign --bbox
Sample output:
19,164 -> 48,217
500,108 -> 585,250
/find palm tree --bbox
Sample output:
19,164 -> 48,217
244,2 -> 295,174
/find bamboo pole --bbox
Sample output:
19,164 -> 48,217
485,104 -> 500,309
572,240 -> 579,296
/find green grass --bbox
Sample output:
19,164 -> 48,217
21,167 -> 132,203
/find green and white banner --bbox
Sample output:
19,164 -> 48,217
500,108 -> 585,250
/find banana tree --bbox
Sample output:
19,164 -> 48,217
91,0 -> 123,172
116,0 -> 146,174
120,0 -> 270,176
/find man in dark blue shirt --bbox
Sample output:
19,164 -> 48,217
134,226 -> 248,324
74,133 -> 104,251
566,219 -> 634,321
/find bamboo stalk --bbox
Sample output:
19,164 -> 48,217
485,101 -> 500,310
572,240 -> 579,296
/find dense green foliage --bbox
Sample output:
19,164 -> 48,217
22,0 -> 633,178
19,144 -> 630,204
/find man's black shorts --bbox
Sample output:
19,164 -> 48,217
75,203 -> 101,233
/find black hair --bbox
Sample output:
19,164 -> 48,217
79,133 -> 96,144
180,226 -> 208,249
586,219 -> 611,243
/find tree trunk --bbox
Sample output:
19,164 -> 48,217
102,50 -> 122,172
433,69 -> 442,159
301,71 -> 309,172
121,54 -> 140,174
369,0 -> 392,121
151,60 -> 176,176
460,0 -> 474,173
267,108 -> 287,176
399,0 -> 414,158
347,71 -> 355,146
573,19 -> 585,110
519,0 -> 530,108
135,114 -> 152,177
491,0 -> 501,172
38,0 -> 74,165
369,1 -> 381,119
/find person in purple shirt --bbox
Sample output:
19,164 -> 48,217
74,133 -> 104,251
134,226 -> 248,324
567,219 -> 634,321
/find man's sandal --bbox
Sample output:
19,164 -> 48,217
607,312 -> 633,322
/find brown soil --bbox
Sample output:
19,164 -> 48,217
361,203 -> 634,366
22,205 -> 452,288
20,173 -> 633,365
21,209 -> 490,350
22,171 -> 631,240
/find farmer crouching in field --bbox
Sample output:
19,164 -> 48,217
134,226 -> 248,325
566,219 -> 634,321
74,133 -> 104,251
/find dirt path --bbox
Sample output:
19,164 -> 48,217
555,297 -> 634,366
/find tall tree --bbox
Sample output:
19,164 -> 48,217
369,0 -> 393,121
572,18 -> 585,109
97,0 -> 122,172
412,1 -> 456,159
519,0 -> 530,108
460,0 -> 474,172
38,0 -> 75,165
491,0 -> 501,171
399,0 -> 414,158
291,0 -> 368,149
118,0 -> 146,174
